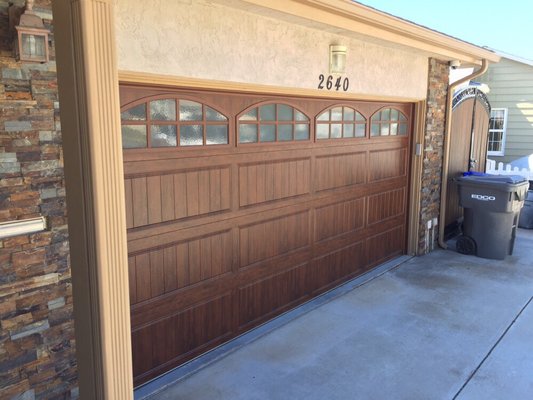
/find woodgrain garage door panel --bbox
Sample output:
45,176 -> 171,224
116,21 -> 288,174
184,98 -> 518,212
369,148 -> 407,181
239,211 -> 310,267
239,158 -> 311,206
313,214 -> 405,259
367,188 -> 406,226
124,166 -> 231,228
315,151 -> 367,191
120,85 -> 412,385
128,229 -> 233,304
238,262 -> 311,329
310,241 -> 366,293
315,197 -> 366,241
366,226 -> 405,265
132,292 -> 234,381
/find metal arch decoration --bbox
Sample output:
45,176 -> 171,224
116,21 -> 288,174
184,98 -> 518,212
452,87 -> 491,114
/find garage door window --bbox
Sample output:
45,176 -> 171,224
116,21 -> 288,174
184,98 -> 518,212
238,103 -> 310,143
370,108 -> 407,137
121,98 -> 229,149
316,106 -> 366,139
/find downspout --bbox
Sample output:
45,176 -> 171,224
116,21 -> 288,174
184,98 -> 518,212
438,59 -> 488,249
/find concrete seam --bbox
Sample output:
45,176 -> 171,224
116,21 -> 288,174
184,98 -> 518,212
452,295 -> 533,400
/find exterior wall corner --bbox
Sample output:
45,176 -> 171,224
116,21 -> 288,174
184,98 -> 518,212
0,2 -> 78,398
418,58 -> 449,254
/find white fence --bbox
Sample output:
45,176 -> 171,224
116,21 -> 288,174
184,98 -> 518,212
486,159 -> 533,181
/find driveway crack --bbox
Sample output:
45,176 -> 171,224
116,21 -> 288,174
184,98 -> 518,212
452,296 -> 533,399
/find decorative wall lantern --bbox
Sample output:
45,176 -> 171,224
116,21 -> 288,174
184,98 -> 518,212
9,0 -> 49,63
329,45 -> 347,74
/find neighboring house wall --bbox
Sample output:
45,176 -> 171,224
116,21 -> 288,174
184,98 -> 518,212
477,57 -> 533,167
0,2 -> 77,399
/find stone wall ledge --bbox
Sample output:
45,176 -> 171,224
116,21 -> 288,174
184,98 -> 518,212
0,273 -> 59,299
0,100 -> 38,108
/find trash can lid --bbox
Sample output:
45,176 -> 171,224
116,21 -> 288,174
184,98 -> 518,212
457,174 -> 527,184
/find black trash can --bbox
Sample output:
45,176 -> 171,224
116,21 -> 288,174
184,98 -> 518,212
518,189 -> 533,229
454,174 -> 529,260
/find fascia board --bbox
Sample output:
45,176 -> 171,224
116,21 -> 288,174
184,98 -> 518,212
228,0 -> 500,64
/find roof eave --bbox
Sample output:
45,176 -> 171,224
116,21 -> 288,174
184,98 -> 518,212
484,47 -> 533,67
223,0 -> 500,64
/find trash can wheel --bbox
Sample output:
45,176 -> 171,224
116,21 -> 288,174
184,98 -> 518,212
456,235 -> 476,255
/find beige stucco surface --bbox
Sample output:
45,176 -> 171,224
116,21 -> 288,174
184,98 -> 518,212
115,0 -> 428,100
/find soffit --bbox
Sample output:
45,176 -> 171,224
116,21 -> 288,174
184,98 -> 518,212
210,0 -> 500,65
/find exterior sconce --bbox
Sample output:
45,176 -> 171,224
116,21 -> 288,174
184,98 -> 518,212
10,0 -> 49,63
329,45 -> 347,74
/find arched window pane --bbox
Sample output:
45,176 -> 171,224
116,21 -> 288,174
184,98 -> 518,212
331,107 -> 343,121
278,124 -> 293,141
121,98 -> 229,149
278,105 -> 293,121
259,104 -> 276,121
317,124 -> 329,139
240,124 -> 258,143
370,108 -> 407,137
122,125 -> 147,148
371,123 -> 379,136
180,125 -> 203,146
206,106 -> 227,121
121,103 -> 146,121
295,110 -> 308,121
344,108 -> 354,121
179,100 -> 202,121
241,108 -> 257,121
295,124 -> 309,140
151,99 -> 176,121
151,125 -> 177,147
344,124 -> 354,137
238,103 -> 309,143
355,124 -> 365,137
331,124 -> 342,138
317,111 -> 329,121
316,106 -> 366,139
390,123 -> 398,136
260,125 -> 276,142
206,125 -> 228,145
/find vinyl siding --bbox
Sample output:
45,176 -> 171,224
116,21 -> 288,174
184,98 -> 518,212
477,58 -> 533,165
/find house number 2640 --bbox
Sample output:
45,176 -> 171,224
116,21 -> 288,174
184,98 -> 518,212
318,74 -> 350,91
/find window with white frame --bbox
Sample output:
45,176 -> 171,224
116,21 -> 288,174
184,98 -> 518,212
488,108 -> 507,156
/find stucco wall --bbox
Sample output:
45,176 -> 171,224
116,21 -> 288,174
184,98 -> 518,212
115,0 -> 428,100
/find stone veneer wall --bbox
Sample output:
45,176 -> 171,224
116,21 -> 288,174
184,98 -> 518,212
0,1 -> 77,398
419,58 -> 449,254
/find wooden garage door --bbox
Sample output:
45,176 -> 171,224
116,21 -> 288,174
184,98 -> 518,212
120,85 -> 413,385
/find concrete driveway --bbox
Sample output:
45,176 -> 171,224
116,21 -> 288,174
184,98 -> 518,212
138,229 -> 533,400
